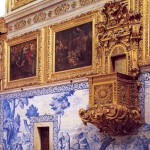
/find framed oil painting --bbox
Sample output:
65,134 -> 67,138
3,30 -> 44,89
10,39 -> 37,81
48,12 -> 98,82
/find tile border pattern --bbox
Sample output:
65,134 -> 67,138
30,115 -> 58,150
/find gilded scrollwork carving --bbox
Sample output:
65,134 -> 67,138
33,12 -> 46,23
14,20 -> 26,30
79,0 -> 95,6
141,0 -> 150,66
0,18 -> 7,34
94,84 -> 113,104
54,3 -> 70,15
48,11 -> 53,18
88,73 -> 139,107
95,0 -> 142,76
8,0 -> 103,33
27,18 -> 32,25
79,104 -> 142,135
3,30 -> 44,89
71,1 -> 77,8
80,71 -> 142,136
11,0 -> 35,10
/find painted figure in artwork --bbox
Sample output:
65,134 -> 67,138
65,133 -> 70,150
58,132 -> 65,150
55,22 -> 92,72
10,39 -> 37,80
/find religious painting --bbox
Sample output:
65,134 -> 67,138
55,22 -> 92,72
3,30 -> 44,89
10,39 -> 37,81
48,12 -> 98,82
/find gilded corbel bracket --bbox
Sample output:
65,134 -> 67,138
79,104 -> 142,136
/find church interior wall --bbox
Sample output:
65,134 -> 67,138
0,74 -> 150,150
0,0 -> 150,149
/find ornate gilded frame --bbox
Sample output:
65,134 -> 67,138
3,30 -> 44,89
142,0 -> 150,65
10,0 -> 36,10
47,12 -> 98,82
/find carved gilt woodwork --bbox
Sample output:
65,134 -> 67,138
0,18 -> 7,91
3,30 -> 45,89
88,73 -> 139,107
47,11 -> 99,82
79,104 -> 142,135
95,0 -> 142,78
79,0 -> 143,136
10,0 -> 36,11
0,18 -> 7,34
79,73 -> 142,135
141,0 -> 150,66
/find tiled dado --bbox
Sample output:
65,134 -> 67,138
5,0 -> 110,38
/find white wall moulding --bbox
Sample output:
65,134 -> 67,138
5,0 -> 64,23
5,0 -> 111,38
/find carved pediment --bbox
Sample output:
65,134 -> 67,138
96,0 -> 141,43
95,0 -> 142,77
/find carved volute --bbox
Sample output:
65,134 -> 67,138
79,0 -> 143,136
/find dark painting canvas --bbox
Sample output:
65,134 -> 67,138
10,39 -> 37,81
55,22 -> 92,72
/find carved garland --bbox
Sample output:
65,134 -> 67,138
10,0 -> 99,32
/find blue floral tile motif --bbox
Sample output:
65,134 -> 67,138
139,73 -> 150,118
30,115 -> 58,150
0,81 -> 88,100
26,105 -> 39,119
0,100 -> 3,146
0,81 -> 89,148
2,98 -> 32,150
0,75 -> 150,150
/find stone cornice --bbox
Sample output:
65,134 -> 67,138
5,0 -> 64,23
5,0 -> 112,38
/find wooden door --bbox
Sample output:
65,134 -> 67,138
40,127 -> 49,150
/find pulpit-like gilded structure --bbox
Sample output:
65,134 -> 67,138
79,0 -> 143,136
79,73 -> 142,135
